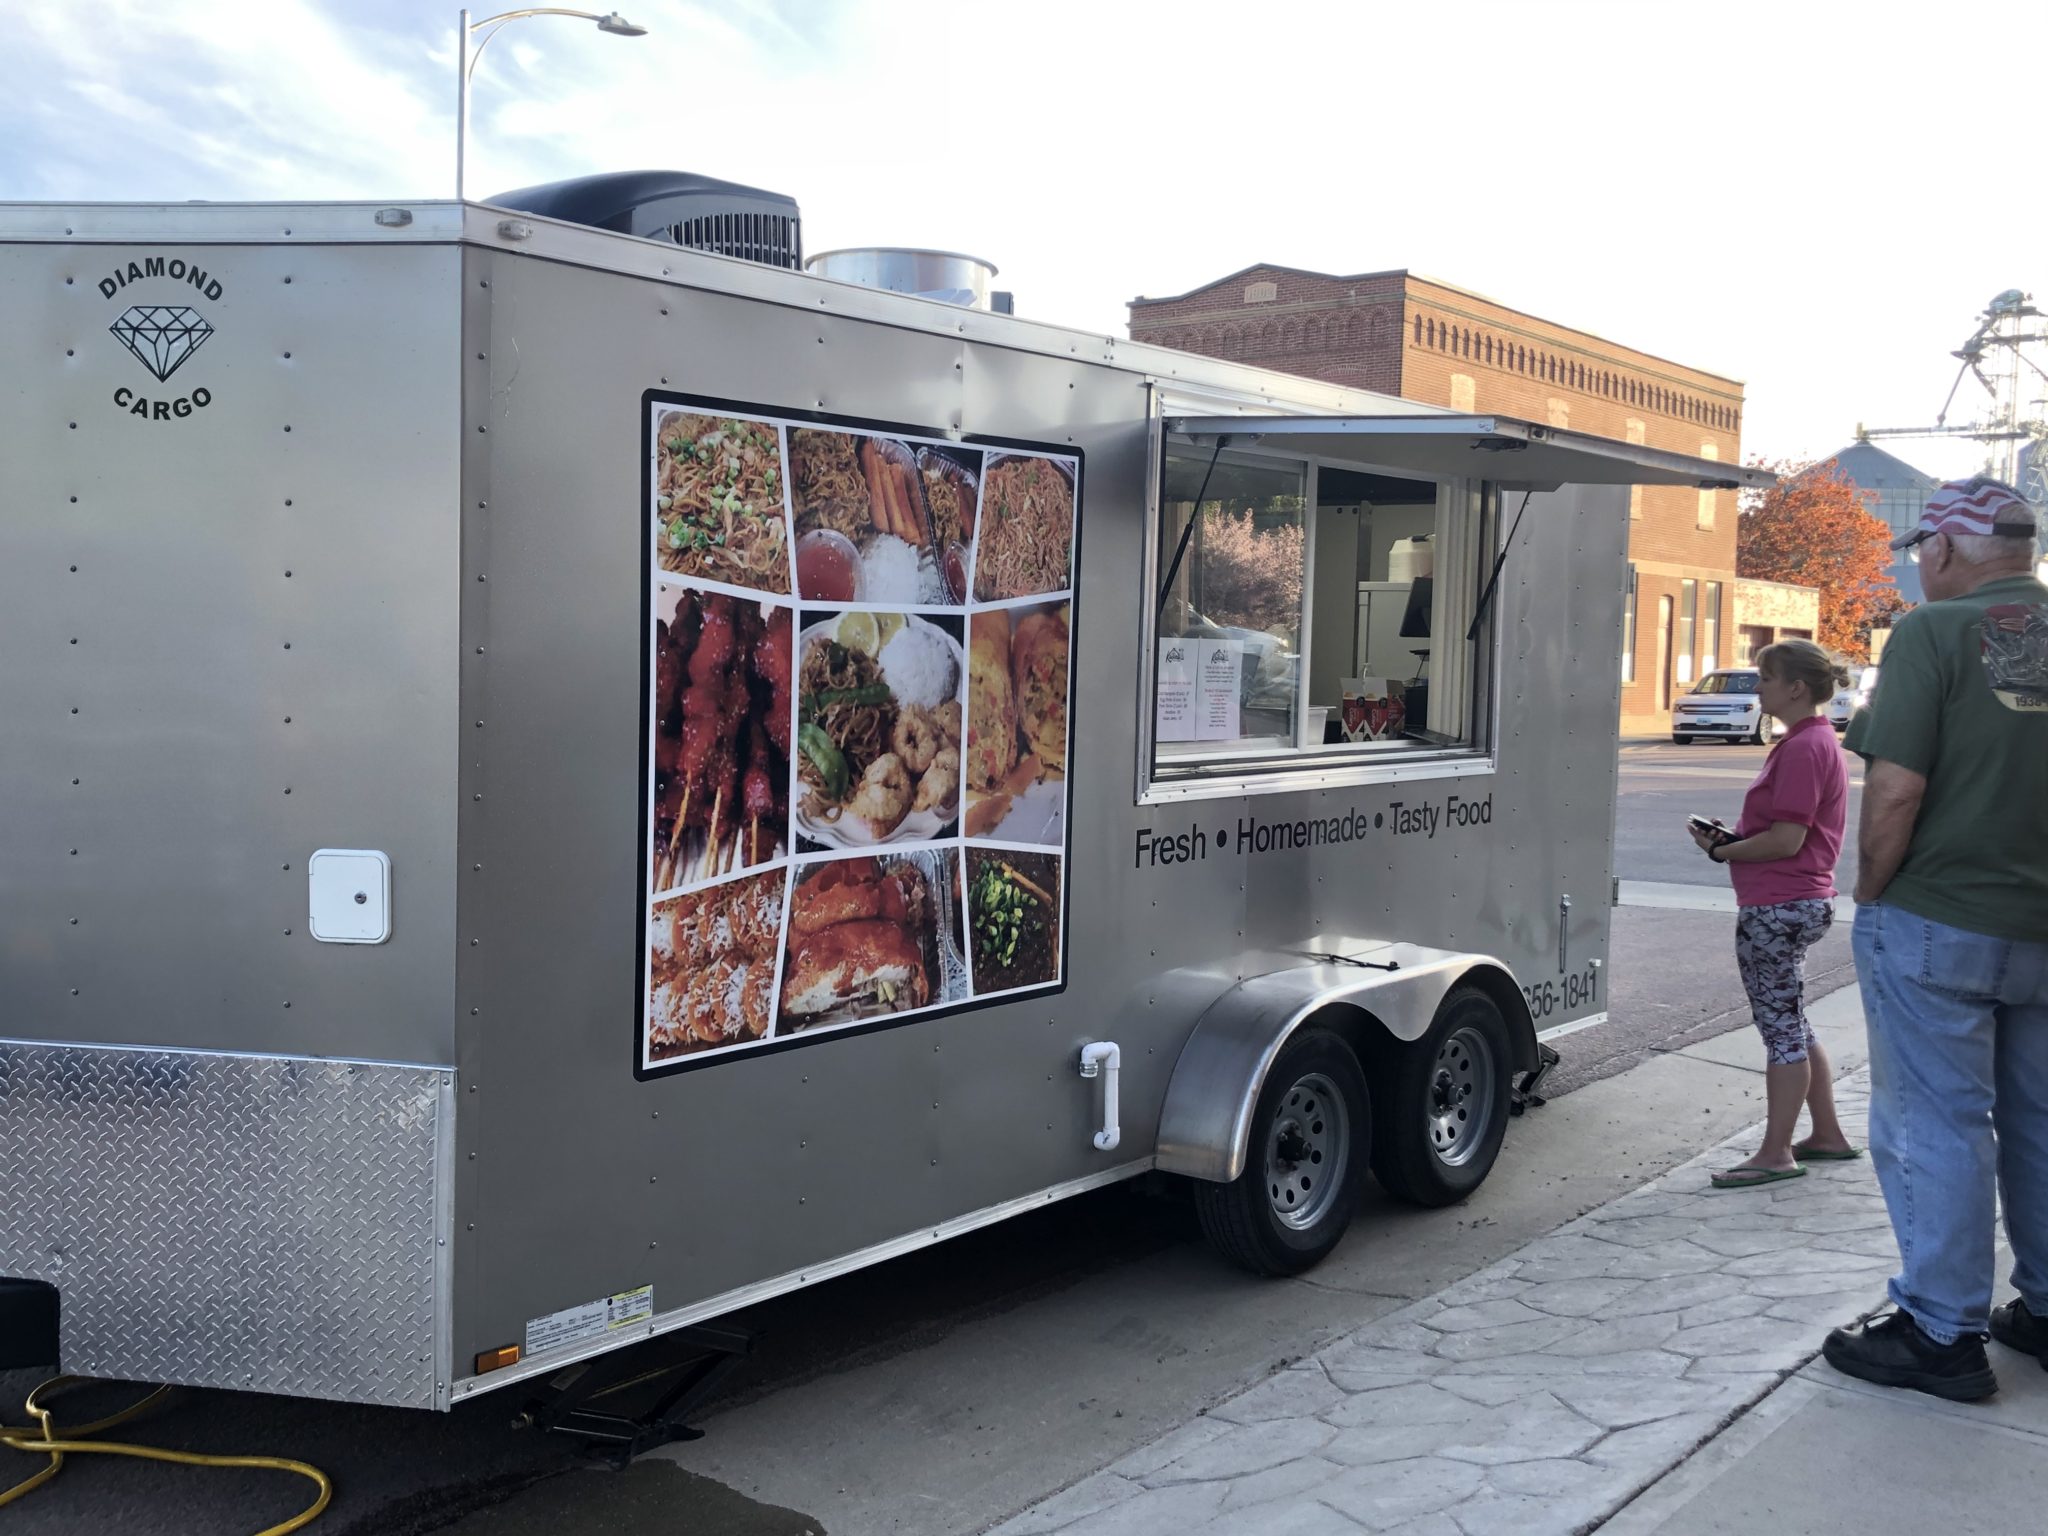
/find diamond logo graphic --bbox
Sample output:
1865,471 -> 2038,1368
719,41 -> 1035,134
108,305 -> 214,383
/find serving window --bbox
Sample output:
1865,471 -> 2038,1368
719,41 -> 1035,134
1147,434 -> 1497,796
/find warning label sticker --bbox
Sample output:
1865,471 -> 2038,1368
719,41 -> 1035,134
525,1284 -> 654,1358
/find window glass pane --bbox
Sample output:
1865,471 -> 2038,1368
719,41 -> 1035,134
1622,565 -> 1637,683
1156,451 -> 1307,756
1676,578 -> 1697,685
1702,580 -> 1721,673
1150,438 -> 1497,787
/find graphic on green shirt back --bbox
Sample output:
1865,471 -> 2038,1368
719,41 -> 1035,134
1981,604 -> 2048,712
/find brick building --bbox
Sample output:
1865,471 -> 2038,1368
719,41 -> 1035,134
1128,266 -> 1747,736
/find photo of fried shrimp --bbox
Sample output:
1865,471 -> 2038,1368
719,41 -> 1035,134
654,411 -> 792,592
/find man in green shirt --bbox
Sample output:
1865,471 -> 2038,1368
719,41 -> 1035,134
1825,477 -> 2048,1401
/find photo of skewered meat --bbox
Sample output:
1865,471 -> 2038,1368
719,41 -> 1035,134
647,868 -> 785,1061
651,588 -> 792,892
780,851 -> 964,1028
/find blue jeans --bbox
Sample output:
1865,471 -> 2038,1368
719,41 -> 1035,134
1854,902 -> 2048,1344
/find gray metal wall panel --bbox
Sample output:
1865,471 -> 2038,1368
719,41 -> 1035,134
0,1040 -> 449,1407
449,251 -> 1625,1374
0,240 -> 463,1067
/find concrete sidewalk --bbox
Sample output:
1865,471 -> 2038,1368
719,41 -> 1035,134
991,988 -> 2047,1536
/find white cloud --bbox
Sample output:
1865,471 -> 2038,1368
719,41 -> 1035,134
0,0 -> 2039,476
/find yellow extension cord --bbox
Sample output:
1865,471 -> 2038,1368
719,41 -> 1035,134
0,1375 -> 332,1535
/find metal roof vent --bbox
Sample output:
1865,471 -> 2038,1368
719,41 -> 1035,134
488,170 -> 802,269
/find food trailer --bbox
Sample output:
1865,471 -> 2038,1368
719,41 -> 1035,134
0,199 -> 1767,1422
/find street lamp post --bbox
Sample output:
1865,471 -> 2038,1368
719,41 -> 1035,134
456,8 -> 647,200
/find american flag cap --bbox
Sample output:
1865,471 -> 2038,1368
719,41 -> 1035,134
1893,476 -> 2038,550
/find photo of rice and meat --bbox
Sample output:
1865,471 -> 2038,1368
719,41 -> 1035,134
789,430 -> 979,605
646,867 -> 785,1061
964,601 -> 1070,843
650,588 -> 792,893
653,411 -> 793,593
794,611 -> 964,850
965,848 -> 1061,995
972,452 -> 1075,602
779,849 -> 968,1030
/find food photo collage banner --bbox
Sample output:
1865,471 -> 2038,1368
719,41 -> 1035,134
638,393 -> 1081,1075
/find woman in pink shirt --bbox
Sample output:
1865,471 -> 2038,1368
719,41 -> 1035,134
1689,640 -> 1855,1188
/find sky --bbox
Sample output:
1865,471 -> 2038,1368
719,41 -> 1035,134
3,0 -> 2038,480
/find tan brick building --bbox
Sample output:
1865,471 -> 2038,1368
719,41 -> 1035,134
1128,266 -> 1746,736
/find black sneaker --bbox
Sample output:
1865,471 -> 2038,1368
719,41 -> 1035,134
1823,1310 -> 1998,1401
1989,1298 -> 2048,1367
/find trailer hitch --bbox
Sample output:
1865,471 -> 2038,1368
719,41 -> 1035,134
1509,1044 -> 1561,1116
514,1321 -> 752,1467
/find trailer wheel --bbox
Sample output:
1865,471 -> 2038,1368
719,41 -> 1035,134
1192,1029 -> 1369,1277
1370,988 -> 1512,1207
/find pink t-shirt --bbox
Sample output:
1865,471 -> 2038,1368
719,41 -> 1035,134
1729,716 -> 1848,907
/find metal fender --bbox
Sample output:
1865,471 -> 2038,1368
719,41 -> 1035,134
1155,944 -> 1536,1183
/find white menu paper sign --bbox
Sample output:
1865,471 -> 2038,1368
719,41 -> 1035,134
1156,639 -> 1198,742
1197,640 -> 1243,740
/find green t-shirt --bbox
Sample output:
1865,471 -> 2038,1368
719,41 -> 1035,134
1859,573 -> 2048,941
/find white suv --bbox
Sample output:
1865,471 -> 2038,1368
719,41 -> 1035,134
1671,668 -> 1787,745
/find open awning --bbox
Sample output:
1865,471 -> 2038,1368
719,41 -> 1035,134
1165,413 -> 1773,493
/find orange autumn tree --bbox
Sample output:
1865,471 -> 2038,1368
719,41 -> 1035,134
1737,457 -> 1908,663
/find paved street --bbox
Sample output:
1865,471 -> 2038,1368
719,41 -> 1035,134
1,742 -> 1874,1535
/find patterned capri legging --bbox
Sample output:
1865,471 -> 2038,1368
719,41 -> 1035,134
1735,899 -> 1836,1065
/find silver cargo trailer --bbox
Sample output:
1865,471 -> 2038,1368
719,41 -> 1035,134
0,201 -> 1767,1418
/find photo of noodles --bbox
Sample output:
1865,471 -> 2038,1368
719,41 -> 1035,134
964,601 -> 1069,844
788,429 -> 972,604
650,589 -> 791,893
790,429 -> 871,541
780,850 -> 967,1029
647,868 -> 785,1060
794,611 -> 964,850
654,411 -> 792,592
973,453 -> 1075,601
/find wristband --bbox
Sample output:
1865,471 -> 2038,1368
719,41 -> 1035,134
1710,842 -> 1728,863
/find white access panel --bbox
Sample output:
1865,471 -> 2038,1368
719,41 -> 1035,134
308,849 -> 392,944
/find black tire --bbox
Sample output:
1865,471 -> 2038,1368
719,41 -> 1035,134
1370,988 -> 1514,1207
1749,719 -> 1769,746
1193,1029 -> 1370,1277
1672,734 -> 1692,745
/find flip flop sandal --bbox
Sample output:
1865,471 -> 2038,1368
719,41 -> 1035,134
1710,1164 -> 1807,1189
1792,1143 -> 1864,1161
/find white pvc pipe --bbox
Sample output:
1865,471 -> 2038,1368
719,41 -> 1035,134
1080,1042 -> 1121,1152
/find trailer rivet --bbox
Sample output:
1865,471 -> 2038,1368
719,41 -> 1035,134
68,423 -> 76,430
284,425 -> 292,432
284,642 -> 291,649
71,778 -> 79,786
69,565 -> 77,572
66,349 -> 74,356
71,988 -> 78,996
469,1085 -> 477,1093
474,793 -> 482,801
477,574 -> 486,582
284,928 -> 292,936
471,1007 -> 479,1015
69,849 -> 77,856
283,786 -> 291,794
284,352 -> 291,359
798,1197 -> 805,1205
71,707 -> 78,714
471,938 -> 479,946
69,496 -> 77,504
69,918 -> 77,925
283,1001 -> 291,1008
285,570 -> 292,578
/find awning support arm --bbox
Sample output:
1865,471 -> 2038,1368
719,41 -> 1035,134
1155,437 -> 1225,619
1467,489 -> 1533,643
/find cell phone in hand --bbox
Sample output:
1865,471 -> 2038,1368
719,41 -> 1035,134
1686,814 -> 1734,847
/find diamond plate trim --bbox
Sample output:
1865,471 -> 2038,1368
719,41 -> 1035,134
0,1041 -> 450,1408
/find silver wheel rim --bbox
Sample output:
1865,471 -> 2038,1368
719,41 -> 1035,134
1265,1071 -> 1348,1229
1428,1025 -> 1497,1168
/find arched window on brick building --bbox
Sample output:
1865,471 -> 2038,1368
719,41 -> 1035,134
1413,314 -> 1424,345
1306,317 -> 1323,350
1261,321 -> 1280,352
1425,317 -> 1437,348
1346,313 -> 1364,345
1282,319 -> 1301,350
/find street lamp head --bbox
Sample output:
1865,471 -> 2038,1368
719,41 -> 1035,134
596,12 -> 647,35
